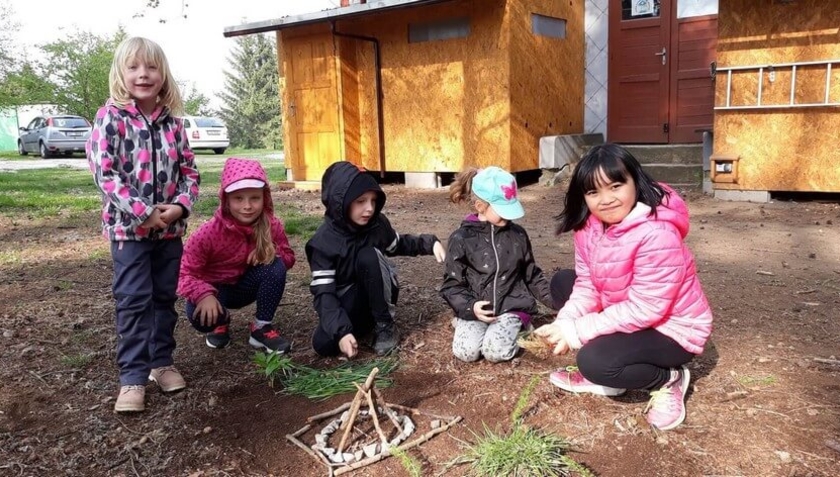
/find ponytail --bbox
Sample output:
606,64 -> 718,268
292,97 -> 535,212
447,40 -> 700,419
449,167 -> 480,204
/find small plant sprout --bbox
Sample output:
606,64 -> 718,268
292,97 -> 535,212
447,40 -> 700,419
390,445 -> 423,477
457,375 -> 594,477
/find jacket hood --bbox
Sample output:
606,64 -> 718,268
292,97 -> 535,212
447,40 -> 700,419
588,183 -> 690,238
321,161 -> 385,228
217,158 -> 274,223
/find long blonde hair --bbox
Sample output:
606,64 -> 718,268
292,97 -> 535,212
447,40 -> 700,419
250,211 -> 277,265
449,167 -> 480,205
109,37 -> 184,115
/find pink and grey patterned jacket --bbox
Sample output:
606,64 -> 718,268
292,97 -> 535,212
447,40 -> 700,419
86,99 -> 200,241
556,186 -> 713,355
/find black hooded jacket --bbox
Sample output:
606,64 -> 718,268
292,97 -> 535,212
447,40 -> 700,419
305,162 -> 439,342
440,215 -> 553,321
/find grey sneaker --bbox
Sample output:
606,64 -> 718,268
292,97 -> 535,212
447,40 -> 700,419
373,322 -> 399,356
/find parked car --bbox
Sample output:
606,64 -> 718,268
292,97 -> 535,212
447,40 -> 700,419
182,116 -> 229,154
18,115 -> 92,158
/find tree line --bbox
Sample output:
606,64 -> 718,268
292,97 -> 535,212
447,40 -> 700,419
0,12 -> 281,150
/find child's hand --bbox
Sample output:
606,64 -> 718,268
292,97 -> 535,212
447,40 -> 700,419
156,204 -> 183,224
473,300 -> 496,323
247,249 -> 259,266
140,208 -> 167,230
339,333 -> 358,358
552,339 -> 570,356
534,322 -> 564,344
433,241 -> 446,263
195,295 -> 224,327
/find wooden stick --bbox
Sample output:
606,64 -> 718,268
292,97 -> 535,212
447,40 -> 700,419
814,357 -> 840,366
333,416 -> 463,476
385,402 -> 454,421
286,434 -> 329,470
290,423 -> 312,438
356,383 -> 388,445
372,387 -> 403,432
337,367 -> 379,453
306,402 -> 352,423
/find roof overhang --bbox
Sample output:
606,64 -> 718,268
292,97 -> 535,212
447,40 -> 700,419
224,0 -> 458,37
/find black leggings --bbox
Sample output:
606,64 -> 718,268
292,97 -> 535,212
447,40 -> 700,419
548,269 -> 695,390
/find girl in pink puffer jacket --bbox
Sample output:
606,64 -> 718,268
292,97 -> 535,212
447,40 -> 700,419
535,143 -> 713,431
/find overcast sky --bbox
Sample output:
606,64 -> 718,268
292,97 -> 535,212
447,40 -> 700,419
7,0 -> 338,108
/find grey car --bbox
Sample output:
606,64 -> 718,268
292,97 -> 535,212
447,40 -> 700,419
18,115 -> 92,158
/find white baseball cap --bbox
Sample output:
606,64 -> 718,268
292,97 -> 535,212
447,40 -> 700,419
224,179 -> 266,193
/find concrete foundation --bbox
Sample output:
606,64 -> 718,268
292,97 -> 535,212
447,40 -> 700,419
405,172 -> 440,189
714,189 -> 770,203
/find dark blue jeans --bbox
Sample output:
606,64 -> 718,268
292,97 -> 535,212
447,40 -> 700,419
185,259 -> 287,333
111,239 -> 182,386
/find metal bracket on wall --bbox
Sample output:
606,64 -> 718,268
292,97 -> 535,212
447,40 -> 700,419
715,59 -> 840,110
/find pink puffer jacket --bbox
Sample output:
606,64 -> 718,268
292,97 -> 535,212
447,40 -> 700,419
556,187 -> 712,355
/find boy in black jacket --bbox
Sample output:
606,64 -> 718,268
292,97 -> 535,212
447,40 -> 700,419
305,162 -> 446,357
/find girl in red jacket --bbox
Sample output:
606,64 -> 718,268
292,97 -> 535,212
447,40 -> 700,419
535,143 -> 713,431
178,158 -> 295,354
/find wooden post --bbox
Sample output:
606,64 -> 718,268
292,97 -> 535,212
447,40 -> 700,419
337,367 -> 379,453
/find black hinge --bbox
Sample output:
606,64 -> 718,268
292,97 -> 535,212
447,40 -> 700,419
663,123 -> 670,133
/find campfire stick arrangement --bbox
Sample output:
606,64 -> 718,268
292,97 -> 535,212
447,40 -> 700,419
285,367 -> 463,476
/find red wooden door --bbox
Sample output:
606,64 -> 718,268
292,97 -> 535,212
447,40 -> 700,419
608,0 -> 717,144
668,11 -> 717,143
608,0 -> 672,143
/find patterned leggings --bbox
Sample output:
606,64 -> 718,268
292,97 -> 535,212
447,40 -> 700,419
451,313 -> 522,363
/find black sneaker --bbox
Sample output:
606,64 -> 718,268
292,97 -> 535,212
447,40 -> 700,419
249,323 -> 291,354
373,322 -> 399,356
206,324 -> 231,349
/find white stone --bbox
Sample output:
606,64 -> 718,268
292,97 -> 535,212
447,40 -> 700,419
363,443 -> 378,458
354,450 -> 364,461
430,420 -> 441,429
343,453 -> 355,463
328,452 -> 343,463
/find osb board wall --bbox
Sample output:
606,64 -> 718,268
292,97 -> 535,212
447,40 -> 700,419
509,0 -> 584,171
335,0 -> 512,172
337,36 -> 362,165
715,0 -> 840,192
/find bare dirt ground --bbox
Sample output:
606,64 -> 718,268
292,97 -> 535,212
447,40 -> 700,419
1,181 -> 839,477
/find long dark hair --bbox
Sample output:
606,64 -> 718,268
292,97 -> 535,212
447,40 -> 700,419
555,143 -> 667,234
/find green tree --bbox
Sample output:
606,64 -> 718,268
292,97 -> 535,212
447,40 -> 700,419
0,2 -> 18,79
38,29 -> 127,120
180,82 -> 213,116
0,63 -> 54,107
218,33 -> 282,149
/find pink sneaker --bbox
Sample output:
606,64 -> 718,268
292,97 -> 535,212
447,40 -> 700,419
644,366 -> 690,430
549,366 -> 626,396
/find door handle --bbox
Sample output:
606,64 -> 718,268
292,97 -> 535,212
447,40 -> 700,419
655,47 -> 666,66
289,101 -> 296,118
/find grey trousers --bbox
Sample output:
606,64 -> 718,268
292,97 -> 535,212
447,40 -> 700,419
452,313 -> 522,363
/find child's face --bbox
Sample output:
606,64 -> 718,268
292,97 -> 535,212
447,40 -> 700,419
348,190 -> 377,226
122,57 -> 163,112
475,200 -> 507,227
584,168 -> 636,225
227,188 -> 265,225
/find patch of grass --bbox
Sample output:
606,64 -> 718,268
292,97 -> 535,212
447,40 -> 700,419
738,374 -> 777,387
0,250 -> 22,265
282,207 -> 322,241
456,376 -> 593,477
252,352 -> 399,401
60,352 -> 93,368
223,147 -> 283,159
87,247 -> 109,261
390,446 -> 423,477
57,280 -> 74,290
0,168 -> 100,217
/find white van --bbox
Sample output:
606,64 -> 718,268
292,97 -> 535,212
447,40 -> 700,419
182,116 -> 229,154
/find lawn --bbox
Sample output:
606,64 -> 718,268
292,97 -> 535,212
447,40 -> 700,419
0,151 -> 320,240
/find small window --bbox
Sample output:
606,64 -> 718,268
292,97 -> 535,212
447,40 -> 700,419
531,14 -> 566,39
183,119 -> 192,128
409,17 -> 470,43
195,117 -> 225,128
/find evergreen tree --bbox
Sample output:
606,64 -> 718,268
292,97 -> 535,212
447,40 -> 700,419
218,33 -> 282,149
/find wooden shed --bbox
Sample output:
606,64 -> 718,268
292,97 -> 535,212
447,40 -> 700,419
225,0 -> 584,184
710,0 -> 840,196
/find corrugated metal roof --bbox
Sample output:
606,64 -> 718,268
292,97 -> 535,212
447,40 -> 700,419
223,0 -> 457,37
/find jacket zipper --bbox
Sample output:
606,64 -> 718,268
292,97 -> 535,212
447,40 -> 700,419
491,224 -> 499,315
140,114 -> 158,205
